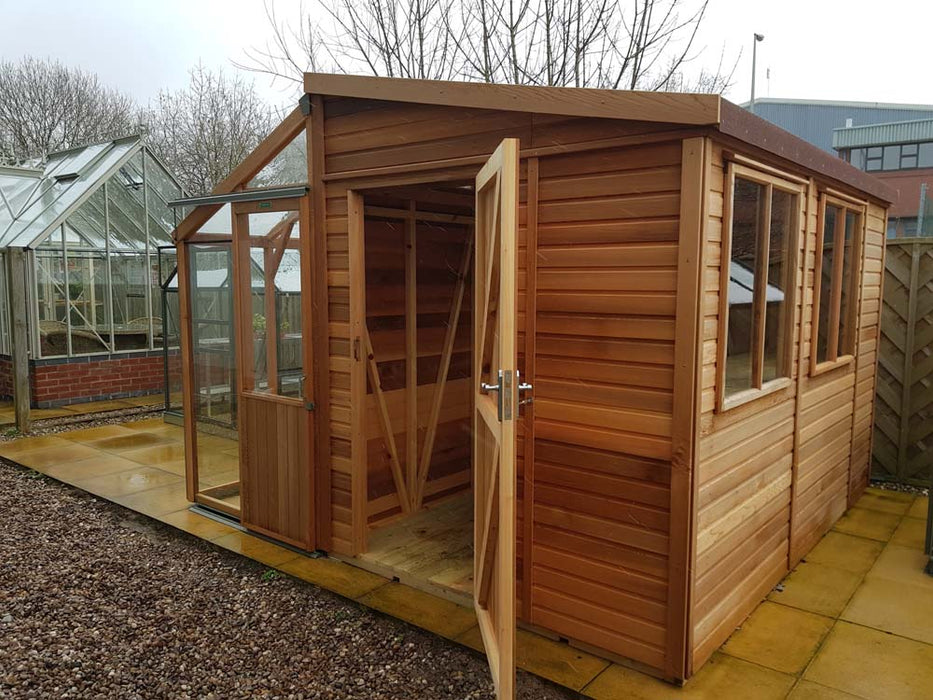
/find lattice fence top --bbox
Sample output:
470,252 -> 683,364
874,238 -> 933,486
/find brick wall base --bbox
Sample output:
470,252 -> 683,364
0,351 -> 178,408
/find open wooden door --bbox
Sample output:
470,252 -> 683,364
232,196 -> 315,550
473,138 -> 521,699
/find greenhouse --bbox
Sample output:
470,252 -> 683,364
0,135 -> 185,425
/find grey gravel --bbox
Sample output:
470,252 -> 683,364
0,462 -> 579,699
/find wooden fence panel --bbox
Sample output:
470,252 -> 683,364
873,238 -> 933,486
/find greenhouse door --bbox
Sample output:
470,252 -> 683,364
473,139 -> 521,700
232,196 -> 315,550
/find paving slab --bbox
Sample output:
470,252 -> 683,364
805,621 -> 933,700
802,530 -> 884,575
767,561 -> 862,617
358,582 -> 478,640
831,507 -> 901,542
583,653 -> 795,700
721,601 -> 833,675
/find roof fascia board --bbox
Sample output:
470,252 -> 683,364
21,141 -> 144,249
173,106 -> 307,242
303,73 -> 721,126
718,101 -> 896,204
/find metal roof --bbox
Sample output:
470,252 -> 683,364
832,118 -> 933,150
742,99 -> 933,153
0,136 -> 185,250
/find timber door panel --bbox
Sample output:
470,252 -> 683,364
473,138 -> 520,700
233,197 -> 315,550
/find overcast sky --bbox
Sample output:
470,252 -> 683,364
1,0 -> 930,108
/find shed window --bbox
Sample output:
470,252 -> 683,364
720,164 -> 801,408
813,197 -> 864,370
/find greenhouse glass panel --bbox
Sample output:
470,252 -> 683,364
145,151 -> 182,233
247,129 -> 307,189
35,249 -> 69,357
65,251 -> 111,354
61,186 -> 107,250
107,153 -> 148,251
110,252 -> 150,350
2,140 -> 135,248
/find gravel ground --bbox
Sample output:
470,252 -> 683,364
0,462 -> 578,699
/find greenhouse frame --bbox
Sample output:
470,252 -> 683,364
0,135 -> 186,426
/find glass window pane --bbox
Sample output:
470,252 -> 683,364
725,177 -> 764,397
882,146 -> 899,170
838,211 -> 859,356
111,253 -> 150,350
66,251 -> 110,353
35,251 -> 68,358
762,189 -> 795,383
107,154 -> 148,251
247,129 -> 307,189
902,143 -> 918,157
849,149 -> 865,170
276,248 -> 303,397
242,210 -> 303,396
816,205 -> 839,364
919,143 -> 933,168
63,187 -> 107,249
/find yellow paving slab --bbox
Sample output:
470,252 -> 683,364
842,576 -> 933,645
805,621 -> 933,699
831,507 -> 901,542
158,509 -> 239,541
9,443 -> 108,469
802,531 -> 884,575
457,625 -> 610,692
865,544 -> 933,588
890,516 -> 927,550
212,531 -> 298,567
583,653 -> 795,700
0,435 -> 74,458
124,417 -> 174,431
124,394 -> 166,407
907,496 -> 928,521
854,488 -> 914,516
358,582 -> 478,640
88,432 -> 175,453
59,424 -> 139,443
75,466 -> 183,499
38,453 -> 149,483
120,442 -> 187,466
30,407 -> 77,420
767,562 -> 862,618
277,555 -> 389,600
787,679 -> 862,699
721,601 -> 834,675
114,482 -> 190,517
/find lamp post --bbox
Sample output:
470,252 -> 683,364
750,33 -> 765,114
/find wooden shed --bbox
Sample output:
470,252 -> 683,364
170,74 -> 894,695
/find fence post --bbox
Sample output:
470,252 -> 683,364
7,248 -> 31,433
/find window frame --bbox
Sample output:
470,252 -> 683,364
810,193 -> 866,376
717,161 -> 804,413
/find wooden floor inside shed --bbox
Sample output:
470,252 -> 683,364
358,493 -> 474,604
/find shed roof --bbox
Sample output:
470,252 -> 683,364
303,73 -> 896,203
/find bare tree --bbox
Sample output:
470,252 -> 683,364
145,65 -> 277,195
240,0 -> 734,93
0,57 -> 138,164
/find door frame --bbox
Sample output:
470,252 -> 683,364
230,193 -> 317,549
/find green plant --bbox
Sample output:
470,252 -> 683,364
252,313 -> 266,332
4,428 -> 19,438
261,569 -> 279,582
